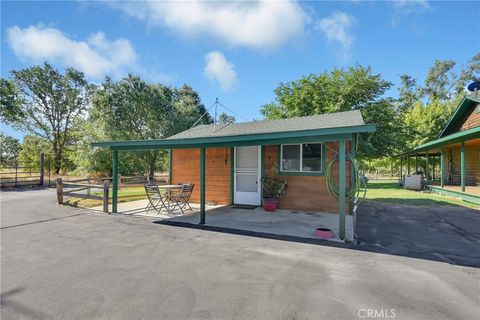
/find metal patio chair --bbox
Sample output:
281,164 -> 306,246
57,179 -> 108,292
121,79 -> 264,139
144,184 -> 172,215
170,183 -> 195,214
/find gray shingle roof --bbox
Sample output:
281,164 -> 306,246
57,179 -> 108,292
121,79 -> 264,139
167,110 -> 365,140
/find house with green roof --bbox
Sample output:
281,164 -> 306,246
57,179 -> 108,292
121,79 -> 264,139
92,110 -> 375,239
398,93 -> 480,204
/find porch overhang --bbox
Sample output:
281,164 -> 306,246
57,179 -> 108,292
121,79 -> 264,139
397,126 -> 480,157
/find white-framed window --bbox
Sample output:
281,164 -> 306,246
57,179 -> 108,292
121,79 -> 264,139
280,143 -> 323,172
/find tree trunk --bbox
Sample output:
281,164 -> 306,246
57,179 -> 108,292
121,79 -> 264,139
148,166 -> 155,183
54,147 -> 62,174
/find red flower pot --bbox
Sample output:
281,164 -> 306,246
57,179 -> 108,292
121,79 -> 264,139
314,228 -> 334,239
263,198 -> 279,211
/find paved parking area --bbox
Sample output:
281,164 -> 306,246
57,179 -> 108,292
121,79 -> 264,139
357,200 -> 480,267
1,189 -> 479,319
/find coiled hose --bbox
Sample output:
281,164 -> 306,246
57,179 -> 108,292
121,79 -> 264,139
325,148 -> 367,244
326,151 -> 366,202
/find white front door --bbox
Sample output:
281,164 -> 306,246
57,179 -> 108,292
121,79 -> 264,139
234,146 -> 261,205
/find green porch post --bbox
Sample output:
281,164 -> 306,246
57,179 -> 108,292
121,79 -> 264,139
168,149 -> 172,184
400,157 -> 403,181
350,134 -> 356,186
230,147 -> 234,205
461,142 -> 465,192
260,145 -> 265,205
415,154 -> 418,173
425,151 -> 429,183
339,140 -> 346,240
200,147 -> 206,224
112,150 -> 118,213
407,156 -> 411,175
440,149 -> 445,187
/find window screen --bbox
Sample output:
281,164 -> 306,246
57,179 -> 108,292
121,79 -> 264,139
281,144 -> 300,171
281,143 -> 322,173
302,143 -> 322,171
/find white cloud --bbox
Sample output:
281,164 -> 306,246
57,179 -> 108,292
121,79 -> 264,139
203,51 -> 237,92
6,25 -> 137,79
390,0 -> 431,28
108,0 -> 307,51
316,12 -> 355,62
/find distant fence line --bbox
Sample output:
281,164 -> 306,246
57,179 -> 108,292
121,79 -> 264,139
0,153 -> 48,188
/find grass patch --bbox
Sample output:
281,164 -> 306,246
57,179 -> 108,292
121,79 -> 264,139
64,186 -> 147,208
363,180 -> 479,209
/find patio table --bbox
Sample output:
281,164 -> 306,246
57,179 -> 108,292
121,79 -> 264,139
158,184 -> 184,202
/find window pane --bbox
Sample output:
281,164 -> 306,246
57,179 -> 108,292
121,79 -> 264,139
236,146 -> 259,170
282,145 -> 300,171
302,143 -> 322,171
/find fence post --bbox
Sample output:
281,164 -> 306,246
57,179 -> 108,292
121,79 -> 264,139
56,177 -> 63,204
14,161 -> 18,188
39,153 -> 45,186
103,180 -> 109,214
87,178 -> 91,195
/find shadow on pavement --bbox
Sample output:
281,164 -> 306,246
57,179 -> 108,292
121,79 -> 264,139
155,200 -> 480,268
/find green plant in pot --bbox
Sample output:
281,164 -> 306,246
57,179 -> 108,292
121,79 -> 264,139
261,164 -> 287,212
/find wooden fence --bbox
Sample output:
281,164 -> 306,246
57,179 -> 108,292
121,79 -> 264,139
0,153 -> 48,188
55,174 -> 169,213
56,178 -> 109,213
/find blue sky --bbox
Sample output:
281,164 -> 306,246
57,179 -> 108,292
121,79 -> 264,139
1,0 -> 479,140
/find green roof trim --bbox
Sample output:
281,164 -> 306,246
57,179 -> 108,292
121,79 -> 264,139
91,124 -> 376,151
398,126 -> 480,156
438,95 -> 480,138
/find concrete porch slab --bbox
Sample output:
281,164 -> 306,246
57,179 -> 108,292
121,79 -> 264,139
92,200 -> 353,242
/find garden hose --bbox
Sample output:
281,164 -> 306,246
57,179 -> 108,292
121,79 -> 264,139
325,151 -> 366,203
325,146 -> 367,244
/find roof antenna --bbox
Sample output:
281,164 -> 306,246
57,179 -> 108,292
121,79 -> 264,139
467,81 -> 480,98
214,97 -> 219,132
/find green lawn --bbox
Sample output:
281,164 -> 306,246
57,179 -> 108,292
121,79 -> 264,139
363,180 -> 479,209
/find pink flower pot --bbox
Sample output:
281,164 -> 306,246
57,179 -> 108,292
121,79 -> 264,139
263,198 -> 279,211
314,228 -> 334,239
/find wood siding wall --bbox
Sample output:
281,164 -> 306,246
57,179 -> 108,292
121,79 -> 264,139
442,144 -> 480,186
171,142 -> 352,213
171,148 -> 231,205
264,143 -> 351,213
460,104 -> 480,132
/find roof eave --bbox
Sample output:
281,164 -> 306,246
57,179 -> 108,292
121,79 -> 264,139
91,124 -> 376,150
398,126 -> 480,156
438,95 -> 479,138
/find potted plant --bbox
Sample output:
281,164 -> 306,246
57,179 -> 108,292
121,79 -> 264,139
261,164 -> 287,212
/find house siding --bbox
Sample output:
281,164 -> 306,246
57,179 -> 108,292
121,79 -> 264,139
171,142 -> 351,213
441,143 -> 480,186
460,104 -> 480,132
264,143 -> 351,213
171,148 -> 232,205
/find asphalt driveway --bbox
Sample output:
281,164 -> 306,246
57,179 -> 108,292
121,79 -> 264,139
357,200 -> 480,267
1,189 -> 479,319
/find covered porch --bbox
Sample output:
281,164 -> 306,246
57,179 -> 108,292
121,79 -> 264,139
398,127 -> 480,204
92,123 -> 375,240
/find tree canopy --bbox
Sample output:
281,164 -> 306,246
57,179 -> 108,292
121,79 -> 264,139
1,63 -> 92,173
261,65 -> 400,159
